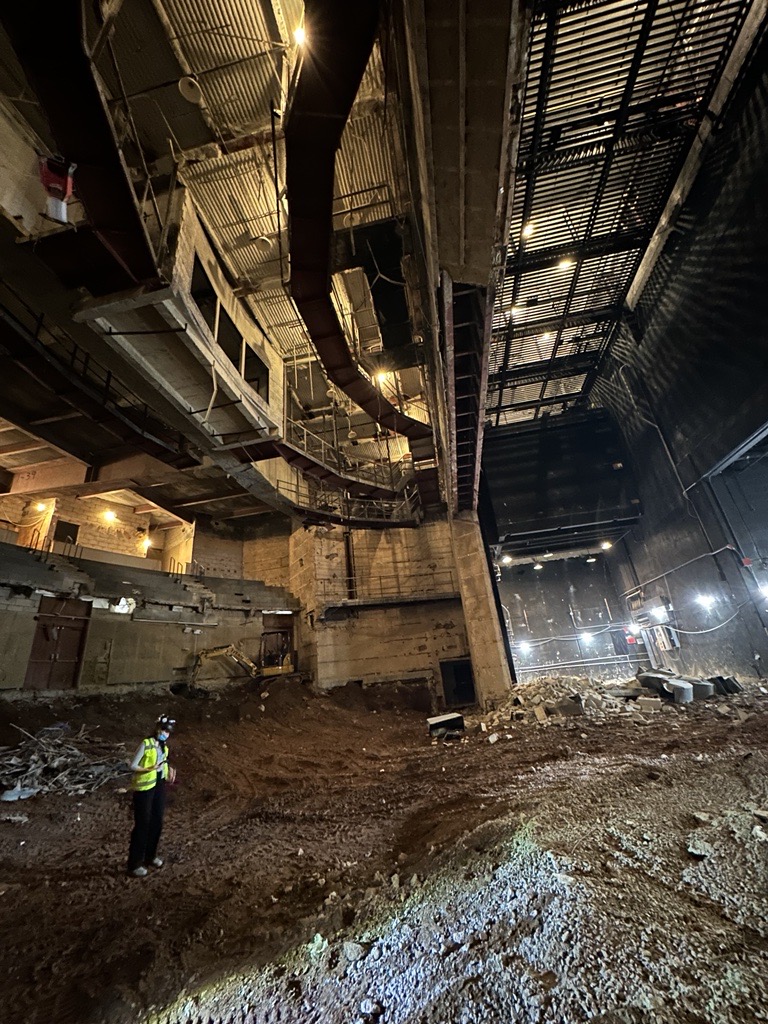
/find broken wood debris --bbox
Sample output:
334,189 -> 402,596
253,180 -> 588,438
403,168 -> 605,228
0,723 -> 128,801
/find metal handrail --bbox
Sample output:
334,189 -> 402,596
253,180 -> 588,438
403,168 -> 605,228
318,567 -> 458,603
278,478 -> 420,524
284,417 -> 411,492
0,282 -> 189,456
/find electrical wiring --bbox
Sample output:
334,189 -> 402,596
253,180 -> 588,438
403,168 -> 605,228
671,602 -> 752,635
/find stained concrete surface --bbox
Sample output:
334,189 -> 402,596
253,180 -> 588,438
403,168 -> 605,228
0,678 -> 767,1024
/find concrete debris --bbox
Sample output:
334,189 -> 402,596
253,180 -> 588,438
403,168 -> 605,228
427,713 -> 465,737
0,723 -> 127,801
343,941 -> 367,963
463,666 -> 755,738
488,733 -> 500,745
0,812 -> 28,823
687,839 -> 715,859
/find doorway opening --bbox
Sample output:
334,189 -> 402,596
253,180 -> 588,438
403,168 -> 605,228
24,596 -> 91,690
440,658 -> 476,708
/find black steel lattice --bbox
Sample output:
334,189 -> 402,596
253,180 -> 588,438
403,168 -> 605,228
488,0 -> 753,426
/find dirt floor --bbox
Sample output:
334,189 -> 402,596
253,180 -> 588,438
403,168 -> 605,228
1,676 -> 768,1024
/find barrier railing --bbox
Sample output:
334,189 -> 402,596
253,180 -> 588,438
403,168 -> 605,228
0,281 -> 189,458
278,478 -> 420,525
317,567 -> 458,604
284,417 -> 410,492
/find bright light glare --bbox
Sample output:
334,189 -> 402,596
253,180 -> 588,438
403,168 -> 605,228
650,606 -> 666,621
522,223 -> 535,239
533,562 -> 543,571
586,556 -> 597,563
501,555 -> 513,565
142,537 -> 152,551
293,26 -> 306,44
580,632 -> 593,644
627,623 -> 642,635
696,594 -> 715,610
543,551 -> 554,558
558,257 -> 575,270
103,510 -> 117,522
376,372 -> 389,384
35,502 -> 46,512
760,585 -> 768,599
518,641 -> 531,654
600,540 -> 613,550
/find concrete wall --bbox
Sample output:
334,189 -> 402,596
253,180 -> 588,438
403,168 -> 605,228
242,522 -> 291,590
0,585 -> 279,692
286,520 -> 472,698
592,41 -> 768,680
0,492 -> 152,558
79,608 -> 267,689
0,586 -> 37,689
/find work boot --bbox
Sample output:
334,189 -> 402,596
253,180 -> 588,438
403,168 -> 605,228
149,857 -> 164,868
129,866 -> 148,877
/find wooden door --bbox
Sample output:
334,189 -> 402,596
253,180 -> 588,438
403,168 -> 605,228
24,597 -> 91,690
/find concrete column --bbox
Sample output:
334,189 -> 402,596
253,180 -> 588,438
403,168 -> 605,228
451,511 -> 513,706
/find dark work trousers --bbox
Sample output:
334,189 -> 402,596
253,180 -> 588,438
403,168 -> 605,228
127,780 -> 166,871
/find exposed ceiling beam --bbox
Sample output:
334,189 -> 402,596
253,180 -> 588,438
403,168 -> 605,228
172,491 -> 251,508
498,305 -> 618,341
0,440 -> 47,456
505,230 -> 645,275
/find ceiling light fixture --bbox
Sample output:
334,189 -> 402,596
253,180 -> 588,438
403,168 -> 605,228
650,606 -> 667,621
627,623 -> 642,635
533,562 -> 543,571
580,632 -> 593,644
557,257 -> 575,270
518,641 -> 531,654
600,540 -> 613,550
501,555 -> 513,565
103,510 -> 117,523
178,76 -> 204,106
35,502 -> 46,512
586,556 -> 597,563
696,594 -> 716,610
521,223 -> 535,239
543,551 -> 554,558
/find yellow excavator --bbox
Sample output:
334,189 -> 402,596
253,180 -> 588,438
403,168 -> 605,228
191,630 -> 296,684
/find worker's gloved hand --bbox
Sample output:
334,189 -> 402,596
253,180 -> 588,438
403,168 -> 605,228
168,767 -> 177,784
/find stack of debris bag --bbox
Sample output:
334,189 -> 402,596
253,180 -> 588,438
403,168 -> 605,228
636,667 -> 743,704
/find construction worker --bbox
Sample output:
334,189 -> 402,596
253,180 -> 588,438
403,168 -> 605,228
126,715 -> 177,877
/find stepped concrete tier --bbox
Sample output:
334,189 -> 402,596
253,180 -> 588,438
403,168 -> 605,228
0,540 -> 298,612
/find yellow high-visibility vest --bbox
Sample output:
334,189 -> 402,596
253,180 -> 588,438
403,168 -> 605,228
132,738 -> 170,792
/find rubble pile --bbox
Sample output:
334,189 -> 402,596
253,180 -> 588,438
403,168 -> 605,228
465,667 -> 754,738
0,723 -> 127,801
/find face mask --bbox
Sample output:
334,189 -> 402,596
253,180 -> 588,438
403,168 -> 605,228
157,731 -> 170,743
